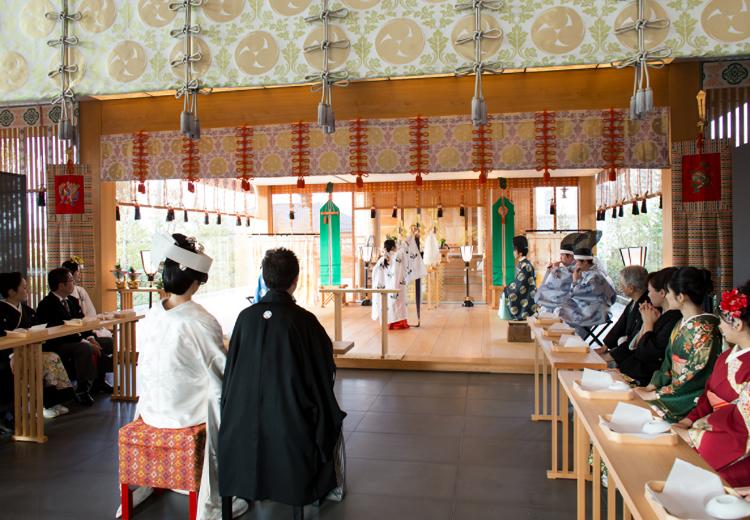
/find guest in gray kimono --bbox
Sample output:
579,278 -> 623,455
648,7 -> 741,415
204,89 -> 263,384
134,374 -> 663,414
558,245 -> 617,336
503,236 -> 538,320
535,232 -> 579,312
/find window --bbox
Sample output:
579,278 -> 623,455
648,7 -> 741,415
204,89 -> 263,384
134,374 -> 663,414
534,186 -> 578,231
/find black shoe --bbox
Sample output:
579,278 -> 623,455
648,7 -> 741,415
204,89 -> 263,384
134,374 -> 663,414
95,381 -> 114,394
75,392 -> 95,406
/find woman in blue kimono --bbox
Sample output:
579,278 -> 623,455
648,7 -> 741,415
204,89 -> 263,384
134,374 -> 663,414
503,235 -> 538,320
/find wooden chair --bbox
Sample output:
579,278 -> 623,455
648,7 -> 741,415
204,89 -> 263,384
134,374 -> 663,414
118,418 -> 206,520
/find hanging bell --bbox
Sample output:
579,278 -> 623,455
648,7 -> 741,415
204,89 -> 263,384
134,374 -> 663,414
471,95 -> 488,127
37,188 -> 46,207
391,206 -> 397,219
134,205 -> 141,220
618,205 -> 624,217
641,198 -> 648,214
236,215 -> 242,226
115,205 -> 120,221
289,209 -> 295,220
204,212 -> 209,225
183,209 -> 189,222
216,213 -> 222,225
370,206 -> 376,219
437,205 -> 443,218
166,208 -> 175,221
460,205 -> 465,217
611,207 -> 617,219
631,200 -> 639,216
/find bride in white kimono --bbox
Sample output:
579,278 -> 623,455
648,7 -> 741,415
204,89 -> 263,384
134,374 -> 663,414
116,233 -> 247,519
371,234 -> 426,330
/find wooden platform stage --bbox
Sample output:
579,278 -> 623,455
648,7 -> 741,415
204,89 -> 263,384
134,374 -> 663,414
312,303 -> 535,374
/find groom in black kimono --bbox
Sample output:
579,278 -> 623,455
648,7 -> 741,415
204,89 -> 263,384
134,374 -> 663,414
219,248 -> 346,519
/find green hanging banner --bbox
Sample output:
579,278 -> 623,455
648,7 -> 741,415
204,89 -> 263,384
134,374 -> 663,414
491,195 -> 515,287
320,183 -> 341,286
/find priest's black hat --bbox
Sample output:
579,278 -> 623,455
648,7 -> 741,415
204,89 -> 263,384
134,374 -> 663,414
560,232 -> 580,255
573,230 -> 602,260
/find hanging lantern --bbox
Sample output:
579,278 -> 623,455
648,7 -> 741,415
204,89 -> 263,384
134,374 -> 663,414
204,212 -> 209,225
631,200 -> 640,215
216,213 -> 222,225
370,205 -> 376,219
134,204 -> 141,220
37,187 -> 46,207
236,215 -> 242,226
115,205 -> 121,221
166,207 -> 175,221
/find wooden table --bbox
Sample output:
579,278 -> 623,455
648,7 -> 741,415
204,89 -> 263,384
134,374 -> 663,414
558,369 -> 717,520
0,314 -> 143,443
528,317 -> 607,480
319,287 -> 400,359
108,288 -> 165,310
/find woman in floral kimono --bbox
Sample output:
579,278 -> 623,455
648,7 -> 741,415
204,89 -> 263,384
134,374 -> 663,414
503,236 -> 538,320
672,282 -> 750,487
636,267 -> 722,422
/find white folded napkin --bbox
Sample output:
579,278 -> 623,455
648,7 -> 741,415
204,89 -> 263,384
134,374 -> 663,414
559,335 -> 588,348
581,368 -> 613,390
549,322 -> 574,333
649,459 -> 725,520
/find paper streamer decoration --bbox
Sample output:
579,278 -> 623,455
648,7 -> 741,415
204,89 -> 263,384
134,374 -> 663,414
349,118 -> 368,188
131,131 -> 149,194
291,121 -> 310,188
535,110 -> 556,183
409,115 -> 429,186
235,125 -> 254,191
472,123 -> 492,184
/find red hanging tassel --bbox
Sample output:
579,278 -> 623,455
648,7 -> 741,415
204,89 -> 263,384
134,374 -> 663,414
132,131 -> 150,194
602,108 -> 624,182
409,115 -> 429,187
182,136 -> 200,192
235,125 -> 254,191
349,119 -> 368,189
473,123 -> 492,184
291,122 -> 310,190
534,110 -> 557,184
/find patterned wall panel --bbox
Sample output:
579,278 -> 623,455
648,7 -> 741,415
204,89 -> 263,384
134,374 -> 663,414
0,173 -> 28,275
1,0 -> 749,102
100,107 -> 669,181
46,163 -> 97,296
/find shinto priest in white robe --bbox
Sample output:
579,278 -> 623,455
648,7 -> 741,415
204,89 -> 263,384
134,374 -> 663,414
371,235 -> 427,325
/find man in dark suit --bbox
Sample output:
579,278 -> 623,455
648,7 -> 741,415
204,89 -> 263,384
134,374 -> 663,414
36,268 -> 104,405
601,266 -> 649,357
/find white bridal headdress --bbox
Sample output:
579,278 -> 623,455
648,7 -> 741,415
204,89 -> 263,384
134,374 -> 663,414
151,233 -> 213,274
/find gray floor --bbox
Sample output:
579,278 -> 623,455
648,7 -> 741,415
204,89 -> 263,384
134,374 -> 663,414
0,369 -> 576,520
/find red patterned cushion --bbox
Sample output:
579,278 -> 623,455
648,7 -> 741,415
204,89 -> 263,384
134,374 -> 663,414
118,418 -> 206,491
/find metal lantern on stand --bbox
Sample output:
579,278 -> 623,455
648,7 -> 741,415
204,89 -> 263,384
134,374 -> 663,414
619,246 -> 647,267
359,241 -> 374,306
460,244 -> 474,307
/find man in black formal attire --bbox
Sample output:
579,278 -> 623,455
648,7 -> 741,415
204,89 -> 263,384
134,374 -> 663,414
601,265 -> 650,357
35,268 -> 111,405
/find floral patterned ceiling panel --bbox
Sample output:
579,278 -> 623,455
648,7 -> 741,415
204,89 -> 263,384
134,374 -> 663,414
1,0 -> 749,103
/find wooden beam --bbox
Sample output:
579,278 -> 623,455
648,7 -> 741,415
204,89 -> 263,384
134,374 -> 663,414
95,66 -> 677,135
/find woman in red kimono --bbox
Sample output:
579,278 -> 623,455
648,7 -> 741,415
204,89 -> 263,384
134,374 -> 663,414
674,281 -> 750,487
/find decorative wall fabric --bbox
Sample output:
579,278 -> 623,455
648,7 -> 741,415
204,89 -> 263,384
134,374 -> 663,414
703,61 -> 750,90
2,0 -> 750,103
702,61 -> 750,147
0,173 -> 28,275
100,108 -> 670,181
671,139 -> 733,293
47,163 -> 97,297
491,196 -> 514,287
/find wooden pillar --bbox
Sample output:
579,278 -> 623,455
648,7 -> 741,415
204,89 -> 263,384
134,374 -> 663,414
79,100 -> 117,313
578,176 -> 596,231
254,185 -> 272,233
